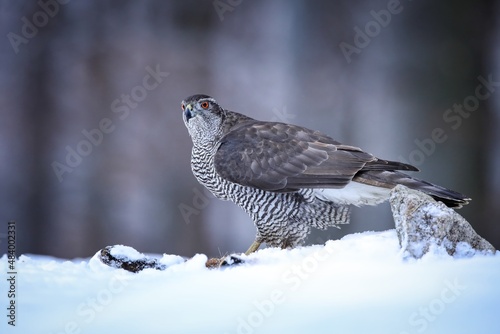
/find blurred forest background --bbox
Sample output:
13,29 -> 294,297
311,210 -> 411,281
1,0 -> 499,259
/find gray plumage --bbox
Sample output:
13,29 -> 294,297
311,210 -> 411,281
181,94 -> 470,253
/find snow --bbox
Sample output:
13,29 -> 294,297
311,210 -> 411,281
1,230 -> 499,334
108,245 -> 146,261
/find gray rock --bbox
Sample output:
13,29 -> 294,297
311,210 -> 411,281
389,185 -> 496,259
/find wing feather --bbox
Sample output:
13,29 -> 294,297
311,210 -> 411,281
214,120 -> 380,191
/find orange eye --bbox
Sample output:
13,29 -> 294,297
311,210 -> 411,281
181,103 -> 185,111
201,101 -> 209,109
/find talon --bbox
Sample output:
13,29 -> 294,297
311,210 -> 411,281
220,255 -> 244,266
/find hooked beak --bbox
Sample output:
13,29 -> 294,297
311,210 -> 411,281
184,104 -> 194,122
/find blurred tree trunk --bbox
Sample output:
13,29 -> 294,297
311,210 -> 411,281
14,3 -> 56,255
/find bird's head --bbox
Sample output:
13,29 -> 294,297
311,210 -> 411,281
181,94 -> 226,145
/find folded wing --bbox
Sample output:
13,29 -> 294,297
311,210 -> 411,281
214,121 -> 417,192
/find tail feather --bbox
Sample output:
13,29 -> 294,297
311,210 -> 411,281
363,158 -> 420,172
353,171 -> 470,208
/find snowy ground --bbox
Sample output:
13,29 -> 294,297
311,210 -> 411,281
1,230 -> 499,334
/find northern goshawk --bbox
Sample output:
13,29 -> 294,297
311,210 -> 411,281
181,94 -> 469,255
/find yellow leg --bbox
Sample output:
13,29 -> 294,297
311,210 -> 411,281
244,239 -> 262,255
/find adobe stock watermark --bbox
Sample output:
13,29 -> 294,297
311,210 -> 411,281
51,270 -> 133,334
230,239 -> 334,334
400,278 -> 467,334
7,0 -> 71,54
339,0 -> 410,64
269,105 -> 295,123
51,64 -> 169,182
398,74 -> 499,167
178,186 -> 215,225
213,0 -> 244,21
